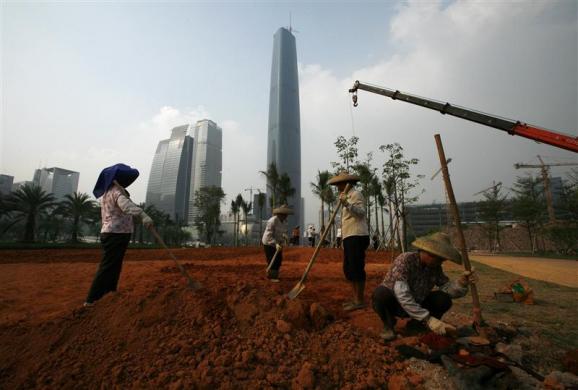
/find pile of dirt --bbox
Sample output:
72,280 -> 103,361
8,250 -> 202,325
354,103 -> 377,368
0,271 -> 402,389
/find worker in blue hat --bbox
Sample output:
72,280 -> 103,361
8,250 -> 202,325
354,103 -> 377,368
84,164 -> 153,306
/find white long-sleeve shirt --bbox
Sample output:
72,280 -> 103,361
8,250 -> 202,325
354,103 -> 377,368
340,188 -> 369,239
261,215 -> 287,246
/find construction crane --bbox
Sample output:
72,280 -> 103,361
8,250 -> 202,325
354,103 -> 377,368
348,81 -> 578,153
514,156 -> 578,223
473,181 -> 502,196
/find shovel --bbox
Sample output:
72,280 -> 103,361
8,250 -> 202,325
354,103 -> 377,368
265,246 -> 281,274
287,183 -> 350,300
149,226 -> 203,290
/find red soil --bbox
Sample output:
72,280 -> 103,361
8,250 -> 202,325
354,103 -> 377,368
0,247 -> 408,389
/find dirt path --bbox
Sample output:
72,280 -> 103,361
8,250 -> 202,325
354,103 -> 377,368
470,254 -> 578,288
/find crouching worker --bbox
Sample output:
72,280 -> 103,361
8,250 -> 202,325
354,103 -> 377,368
84,164 -> 153,307
372,232 -> 478,341
262,205 -> 292,282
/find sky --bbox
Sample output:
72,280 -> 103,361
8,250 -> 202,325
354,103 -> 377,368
1,0 -> 577,227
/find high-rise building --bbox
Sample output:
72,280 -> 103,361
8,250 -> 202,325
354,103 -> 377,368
188,119 -> 223,225
33,167 -> 79,200
267,27 -> 302,231
0,174 -> 14,195
146,125 -> 194,223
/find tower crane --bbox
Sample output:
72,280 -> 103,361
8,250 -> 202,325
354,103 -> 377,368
514,157 -> 578,223
348,81 -> 578,153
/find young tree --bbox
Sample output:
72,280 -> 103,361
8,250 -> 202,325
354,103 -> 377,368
4,184 -> 56,242
380,143 -> 424,251
331,135 -> 359,171
511,174 -> 546,253
477,183 -> 508,251
60,192 -> 96,243
193,186 -> 226,244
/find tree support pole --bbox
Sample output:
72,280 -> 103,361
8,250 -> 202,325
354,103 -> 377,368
434,134 -> 483,328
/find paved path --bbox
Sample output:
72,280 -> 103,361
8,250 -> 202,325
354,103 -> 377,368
470,255 -> 578,288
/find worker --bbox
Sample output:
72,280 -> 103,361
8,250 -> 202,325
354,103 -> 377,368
84,163 -> 153,307
372,232 -> 478,341
328,171 -> 369,311
306,225 -> 316,247
291,225 -> 300,246
262,204 -> 292,282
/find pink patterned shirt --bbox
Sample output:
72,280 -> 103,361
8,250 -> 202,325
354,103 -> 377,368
100,185 -> 141,233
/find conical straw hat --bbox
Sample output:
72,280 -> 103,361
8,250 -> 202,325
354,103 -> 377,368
328,171 -> 360,185
273,205 -> 294,215
411,232 -> 462,264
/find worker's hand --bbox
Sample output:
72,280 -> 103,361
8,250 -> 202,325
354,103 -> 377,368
338,192 -> 348,205
275,243 -> 282,252
282,233 -> 288,242
142,213 -> 153,229
458,268 -> 478,287
426,316 -> 456,336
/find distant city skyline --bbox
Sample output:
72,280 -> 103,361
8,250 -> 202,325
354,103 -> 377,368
2,1 -> 576,227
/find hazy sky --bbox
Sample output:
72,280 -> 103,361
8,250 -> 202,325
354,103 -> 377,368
2,0 -> 577,226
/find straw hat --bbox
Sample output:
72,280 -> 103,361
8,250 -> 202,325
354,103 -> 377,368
411,232 -> 462,264
273,204 -> 294,215
328,171 -> 360,185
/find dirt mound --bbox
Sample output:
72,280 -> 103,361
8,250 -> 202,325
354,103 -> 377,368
0,276 -> 400,389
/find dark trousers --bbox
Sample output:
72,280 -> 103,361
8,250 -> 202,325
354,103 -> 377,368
86,233 -> 131,303
264,245 -> 282,277
371,285 -> 452,328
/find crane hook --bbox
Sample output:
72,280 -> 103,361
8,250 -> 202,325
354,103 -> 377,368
352,91 -> 358,107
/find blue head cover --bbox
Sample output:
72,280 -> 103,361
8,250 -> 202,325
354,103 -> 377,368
93,163 -> 139,198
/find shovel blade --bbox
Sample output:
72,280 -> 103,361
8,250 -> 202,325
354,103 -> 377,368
287,281 -> 305,300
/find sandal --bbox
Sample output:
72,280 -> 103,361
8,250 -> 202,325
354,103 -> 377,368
380,328 -> 396,342
341,300 -> 356,307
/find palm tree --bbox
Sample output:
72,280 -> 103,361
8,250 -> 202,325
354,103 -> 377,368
240,199 -> 252,245
60,192 -> 96,243
256,192 -> 266,240
4,184 -> 56,242
259,163 -> 280,208
277,173 -> 295,206
230,199 -> 239,246
311,170 -> 332,234
235,194 -> 244,245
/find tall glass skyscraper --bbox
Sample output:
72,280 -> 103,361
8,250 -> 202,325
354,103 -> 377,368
267,27 -> 302,231
146,125 -> 194,223
188,119 -> 222,225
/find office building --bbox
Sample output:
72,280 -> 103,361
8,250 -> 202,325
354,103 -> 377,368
267,27 -> 302,231
146,125 -> 194,223
0,174 -> 14,195
33,167 -> 79,200
188,119 -> 223,225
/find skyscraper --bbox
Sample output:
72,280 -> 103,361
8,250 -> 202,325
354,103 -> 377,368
33,167 -> 79,200
188,119 -> 223,225
146,125 -> 194,223
0,174 -> 14,195
267,27 -> 302,231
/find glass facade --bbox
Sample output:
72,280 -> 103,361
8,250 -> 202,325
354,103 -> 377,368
267,27 -> 302,231
146,125 -> 194,223
188,119 -> 223,225
32,167 -> 79,200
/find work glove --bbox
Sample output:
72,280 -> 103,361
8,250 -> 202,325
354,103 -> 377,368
426,316 -> 456,336
458,268 -> 479,287
275,243 -> 282,252
141,213 -> 153,229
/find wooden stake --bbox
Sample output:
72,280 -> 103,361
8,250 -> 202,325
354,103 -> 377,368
434,134 -> 483,327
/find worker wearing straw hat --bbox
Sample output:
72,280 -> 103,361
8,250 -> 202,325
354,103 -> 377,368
372,232 -> 478,341
85,163 -> 153,307
328,171 -> 370,312
262,204 -> 292,282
